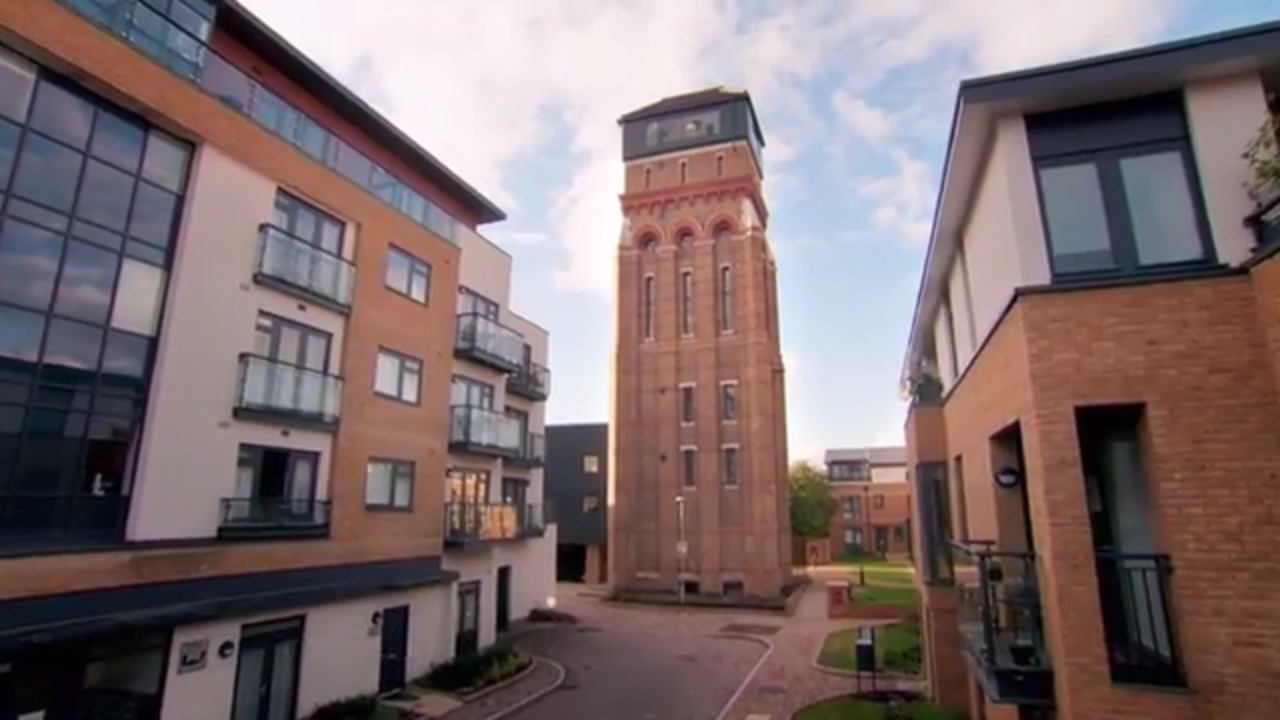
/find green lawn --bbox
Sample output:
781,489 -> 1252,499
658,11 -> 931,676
817,620 -> 922,675
836,556 -> 917,586
794,697 -> 964,720
852,585 -> 918,605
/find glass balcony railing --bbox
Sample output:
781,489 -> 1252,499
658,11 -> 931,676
218,497 -> 330,539
57,0 -> 479,246
509,432 -> 546,468
444,502 -> 546,545
235,355 -> 342,429
454,313 -> 525,371
506,362 -> 551,401
254,225 -> 355,310
449,406 -> 522,456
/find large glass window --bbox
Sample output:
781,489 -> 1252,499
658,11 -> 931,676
0,53 -> 192,544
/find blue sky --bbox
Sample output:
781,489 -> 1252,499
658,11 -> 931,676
248,0 -> 1279,461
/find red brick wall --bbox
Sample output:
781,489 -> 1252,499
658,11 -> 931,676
826,481 -> 912,557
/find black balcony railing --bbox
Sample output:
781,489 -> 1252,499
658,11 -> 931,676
0,493 -> 128,545
217,498 -> 330,539
506,362 -> 551,401
235,354 -> 343,430
449,406 -> 522,457
1246,193 -> 1280,249
454,313 -> 525,372
1095,552 -> 1185,688
254,225 -> 355,312
444,502 -> 545,546
508,433 -> 546,468
953,540 -> 1054,706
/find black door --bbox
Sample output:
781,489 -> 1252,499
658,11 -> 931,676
378,605 -> 410,695
496,566 -> 512,633
455,582 -> 481,656
231,618 -> 303,720
874,527 -> 889,555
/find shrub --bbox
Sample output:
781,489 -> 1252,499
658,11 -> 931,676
419,645 -> 530,694
306,695 -> 397,720
527,607 -> 579,624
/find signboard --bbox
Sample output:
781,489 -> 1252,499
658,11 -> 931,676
177,639 -> 210,674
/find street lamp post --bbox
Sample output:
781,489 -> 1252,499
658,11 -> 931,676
676,494 -> 687,604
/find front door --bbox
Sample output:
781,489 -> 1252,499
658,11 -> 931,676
231,618 -> 303,720
874,526 -> 889,555
496,566 -> 512,633
455,581 -> 481,656
378,605 -> 410,695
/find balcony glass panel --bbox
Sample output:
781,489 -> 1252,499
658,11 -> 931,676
449,406 -> 522,452
256,225 -> 354,308
237,355 -> 342,422
445,502 -> 545,542
508,362 -> 551,399
219,497 -> 329,528
455,313 -> 524,367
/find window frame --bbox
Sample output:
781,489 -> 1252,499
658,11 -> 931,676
582,454 -> 600,474
718,263 -> 733,333
642,273 -> 655,341
451,374 -> 495,409
873,494 -> 885,509
678,382 -> 696,425
365,458 -> 414,510
679,268 -> 693,337
679,445 -> 697,489
459,287 -> 499,320
1032,140 -> 1216,282
721,444 -> 740,487
385,244 -> 431,304
373,347 -> 422,405
719,380 -> 738,422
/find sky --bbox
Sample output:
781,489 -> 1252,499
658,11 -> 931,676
243,0 -> 1279,463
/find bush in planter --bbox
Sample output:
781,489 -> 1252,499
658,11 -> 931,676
419,645 -> 529,693
306,695 -> 401,720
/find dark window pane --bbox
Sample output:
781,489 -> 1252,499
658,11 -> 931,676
7,198 -> 70,233
54,240 -> 119,324
200,53 -> 252,113
0,48 -> 36,123
89,109 -> 146,172
72,220 -> 124,252
101,330 -> 149,381
1038,163 -> 1115,274
0,305 -> 45,366
186,0 -> 215,19
0,119 -> 18,189
42,318 -> 103,372
251,88 -> 294,138
11,133 -> 85,212
1119,151 -> 1206,266
29,81 -> 95,149
0,218 -> 64,311
128,182 -> 178,247
92,395 -> 138,417
11,423 -> 83,493
141,131 -> 189,193
76,159 -> 135,231
170,0 -> 212,40
32,384 -> 90,411
124,239 -> 166,266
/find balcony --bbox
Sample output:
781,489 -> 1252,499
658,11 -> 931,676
1096,553 -> 1185,688
454,313 -> 525,372
234,355 -> 343,431
507,433 -> 546,468
506,362 -> 551,401
953,541 -> 1054,706
0,493 -> 128,547
254,225 -> 355,313
449,406 -> 522,457
444,502 -> 547,547
217,498 -> 330,540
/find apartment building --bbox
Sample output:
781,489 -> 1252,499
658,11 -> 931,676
0,1 -> 551,719
445,233 -> 555,655
610,87 -> 792,602
545,422 -> 608,584
824,447 -> 911,558
902,20 -> 1280,720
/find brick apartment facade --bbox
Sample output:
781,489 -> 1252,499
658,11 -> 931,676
903,21 -> 1280,720
0,1 -> 552,718
824,447 -> 912,559
609,88 -> 792,601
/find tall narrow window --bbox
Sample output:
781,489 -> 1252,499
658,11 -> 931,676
680,446 -> 697,489
719,264 -> 733,332
644,166 -> 652,189
722,446 -> 740,486
720,380 -> 738,422
680,269 -> 693,337
679,384 -> 695,424
642,274 -> 655,340
679,160 -> 687,184
716,154 -> 724,177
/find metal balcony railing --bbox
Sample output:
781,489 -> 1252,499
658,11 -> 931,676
1245,193 -> 1280,249
454,313 -> 524,372
218,497 -> 330,539
506,362 -> 551,401
235,355 -> 343,430
508,432 -> 546,468
254,225 -> 355,311
449,406 -> 522,456
1095,552 -> 1185,687
444,502 -> 545,545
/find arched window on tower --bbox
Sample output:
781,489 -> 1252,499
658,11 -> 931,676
679,160 -> 688,184
716,154 -> 725,178
639,233 -> 658,252
677,230 -> 694,247
644,167 -> 652,189
713,223 -> 733,243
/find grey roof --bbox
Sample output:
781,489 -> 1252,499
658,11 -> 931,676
824,446 -> 907,467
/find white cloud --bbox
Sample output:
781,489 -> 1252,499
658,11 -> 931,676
854,148 -> 934,247
486,230 -> 549,247
832,92 -> 893,143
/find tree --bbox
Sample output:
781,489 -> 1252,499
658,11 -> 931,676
790,460 -> 835,538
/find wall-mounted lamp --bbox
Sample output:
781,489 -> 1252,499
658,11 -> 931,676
993,466 -> 1023,489
368,610 -> 383,638
217,640 -> 236,659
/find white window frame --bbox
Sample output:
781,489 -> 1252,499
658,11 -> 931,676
642,272 -> 656,342
718,262 -> 733,333
719,379 -> 739,423
679,445 -> 698,490
678,382 -> 696,426
721,443 -> 740,488
374,348 -> 421,404
679,268 -> 694,338
365,459 -> 414,509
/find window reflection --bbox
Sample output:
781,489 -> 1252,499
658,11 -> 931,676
0,307 -> 44,365
54,240 -> 119,324
0,218 -> 63,311
89,109 -> 146,172
0,119 -> 18,188
76,159 -> 136,231
29,81 -> 94,148
11,134 -> 84,212
42,318 -> 104,372
0,47 -> 35,122
128,183 -> 179,247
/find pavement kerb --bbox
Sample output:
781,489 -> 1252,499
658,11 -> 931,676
710,633 -> 775,720
476,656 -> 567,720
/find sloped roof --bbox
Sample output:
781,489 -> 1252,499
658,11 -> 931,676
619,86 -> 752,123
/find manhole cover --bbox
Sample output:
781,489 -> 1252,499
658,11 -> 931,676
758,685 -> 787,697
718,623 -> 782,636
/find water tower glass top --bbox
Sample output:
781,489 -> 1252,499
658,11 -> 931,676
618,86 -> 766,170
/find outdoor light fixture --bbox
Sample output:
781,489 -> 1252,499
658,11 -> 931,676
994,466 -> 1023,489
218,641 -> 236,659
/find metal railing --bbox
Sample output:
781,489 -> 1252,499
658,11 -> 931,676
255,225 -> 355,309
454,313 -> 525,370
449,406 -> 522,453
952,540 -> 1050,671
0,493 -> 128,541
513,432 -> 546,466
445,502 -> 545,543
218,497 -> 330,529
1095,552 -> 1184,687
507,362 -> 551,400
236,355 -> 343,425
1245,193 -> 1280,249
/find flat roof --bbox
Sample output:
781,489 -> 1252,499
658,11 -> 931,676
825,446 -> 907,466
902,18 -> 1280,388
220,0 -> 506,224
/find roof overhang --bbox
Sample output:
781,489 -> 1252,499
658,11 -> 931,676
900,20 -> 1280,392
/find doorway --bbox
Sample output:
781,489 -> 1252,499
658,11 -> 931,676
495,567 -> 512,634
874,527 -> 889,555
455,582 -> 481,657
231,618 -> 303,720
378,606 -> 410,695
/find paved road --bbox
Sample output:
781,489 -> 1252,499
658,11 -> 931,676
506,592 -> 769,720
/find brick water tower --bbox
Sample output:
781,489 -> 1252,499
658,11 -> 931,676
608,87 -> 792,601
